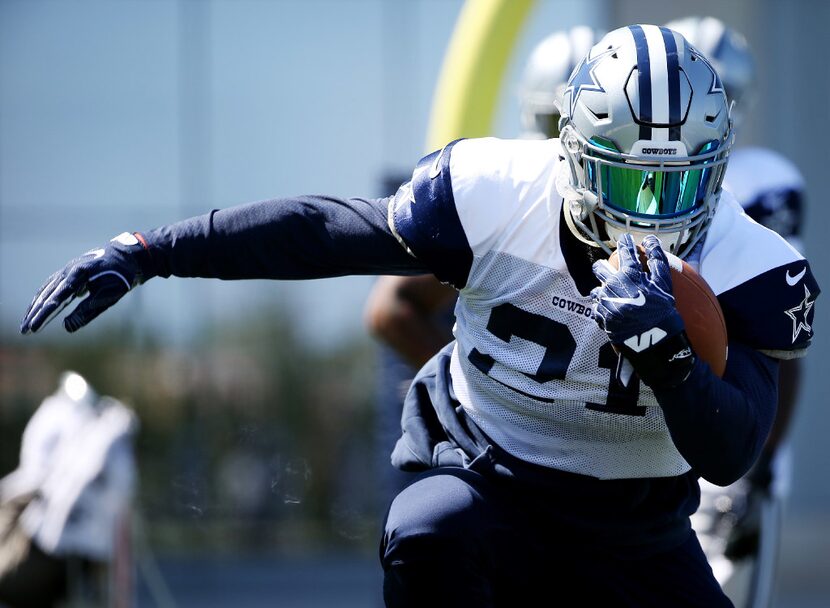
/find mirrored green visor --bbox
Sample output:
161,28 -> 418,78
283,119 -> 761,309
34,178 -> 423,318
585,140 -> 722,218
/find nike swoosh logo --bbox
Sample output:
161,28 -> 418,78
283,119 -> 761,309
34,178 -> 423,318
786,267 -> 806,286
603,292 -> 646,307
428,144 -> 449,179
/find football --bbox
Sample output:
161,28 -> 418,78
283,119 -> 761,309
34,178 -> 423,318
608,247 -> 728,377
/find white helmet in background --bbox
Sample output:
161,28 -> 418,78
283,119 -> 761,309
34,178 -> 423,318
664,16 -> 755,120
519,26 -> 600,139
558,24 -> 734,258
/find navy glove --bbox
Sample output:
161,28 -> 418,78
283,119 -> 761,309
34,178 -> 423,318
20,232 -> 156,334
591,233 -> 695,388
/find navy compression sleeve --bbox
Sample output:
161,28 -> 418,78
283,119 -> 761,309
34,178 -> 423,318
654,341 -> 778,486
142,195 -> 428,280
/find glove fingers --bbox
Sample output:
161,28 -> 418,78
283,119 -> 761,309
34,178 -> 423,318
22,269 -> 87,333
591,259 -> 616,284
21,235 -> 145,335
615,233 -> 639,270
63,273 -> 129,333
32,292 -> 79,334
642,234 -> 662,254
21,271 -> 64,331
643,236 -> 673,294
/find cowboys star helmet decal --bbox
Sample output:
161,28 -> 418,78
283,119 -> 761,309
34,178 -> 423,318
692,51 -> 726,98
564,48 -> 614,118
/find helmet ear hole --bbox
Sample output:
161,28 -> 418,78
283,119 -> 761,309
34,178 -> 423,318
561,128 -> 581,156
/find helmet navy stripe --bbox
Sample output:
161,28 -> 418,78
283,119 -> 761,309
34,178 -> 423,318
660,27 -> 682,141
629,25 -> 652,140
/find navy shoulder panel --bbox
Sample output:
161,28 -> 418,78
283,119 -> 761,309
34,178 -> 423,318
718,259 -> 820,353
391,139 -> 473,288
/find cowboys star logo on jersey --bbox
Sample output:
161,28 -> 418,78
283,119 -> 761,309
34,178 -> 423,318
785,284 -> 815,342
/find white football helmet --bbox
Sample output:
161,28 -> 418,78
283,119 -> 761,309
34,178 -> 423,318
558,24 -> 734,258
664,16 -> 755,116
519,26 -> 600,139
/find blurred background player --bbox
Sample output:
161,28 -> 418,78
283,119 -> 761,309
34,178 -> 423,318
364,26 -> 599,508
665,16 -> 807,608
363,273 -> 455,507
0,372 -> 137,608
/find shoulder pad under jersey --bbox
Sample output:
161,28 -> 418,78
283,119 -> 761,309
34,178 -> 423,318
390,137 -> 562,288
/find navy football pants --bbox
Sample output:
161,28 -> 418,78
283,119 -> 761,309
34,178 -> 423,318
380,467 -> 732,607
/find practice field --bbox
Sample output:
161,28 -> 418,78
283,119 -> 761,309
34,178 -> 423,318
136,553 -> 382,608
136,521 -> 830,608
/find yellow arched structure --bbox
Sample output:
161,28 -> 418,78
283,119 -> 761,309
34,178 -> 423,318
425,0 -> 537,152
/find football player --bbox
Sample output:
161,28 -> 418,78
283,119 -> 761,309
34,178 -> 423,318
666,16 -> 808,607
0,372 -> 136,607
20,25 -> 819,606
363,26 -> 601,507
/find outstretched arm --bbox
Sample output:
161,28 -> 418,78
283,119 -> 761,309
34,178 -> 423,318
144,196 -> 424,281
21,195 -> 428,334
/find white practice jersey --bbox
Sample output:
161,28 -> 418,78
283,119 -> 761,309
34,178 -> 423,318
390,137 -> 818,480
